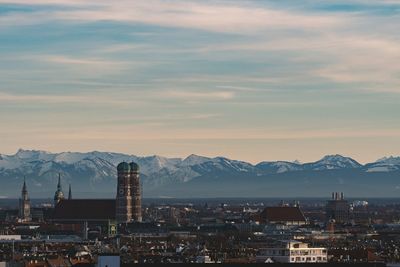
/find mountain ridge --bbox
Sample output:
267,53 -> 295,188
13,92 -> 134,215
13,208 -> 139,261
0,149 -> 399,198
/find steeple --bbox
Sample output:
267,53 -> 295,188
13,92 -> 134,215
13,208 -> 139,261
19,176 -> 31,222
54,173 -> 65,206
57,173 -> 62,191
22,176 -> 27,194
68,184 -> 72,200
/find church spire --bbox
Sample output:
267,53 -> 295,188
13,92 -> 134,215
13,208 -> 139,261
22,176 -> 27,193
57,173 -> 62,191
19,176 -> 31,222
68,184 -> 72,200
54,173 -> 65,206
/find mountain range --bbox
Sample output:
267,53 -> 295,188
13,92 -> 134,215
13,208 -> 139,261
1,149 -> 400,198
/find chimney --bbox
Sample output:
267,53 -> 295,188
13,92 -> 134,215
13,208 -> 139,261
335,192 -> 339,200
341,192 -> 344,200
332,192 -> 335,200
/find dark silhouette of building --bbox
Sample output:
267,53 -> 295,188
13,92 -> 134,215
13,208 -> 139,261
54,173 -> 65,206
259,206 -> 307,225
326,192 -> 349,223
19,177 -> 31,222
68,184 -> 72,200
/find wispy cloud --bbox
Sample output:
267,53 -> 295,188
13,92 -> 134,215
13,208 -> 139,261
0,0 -> 344,33
164,90 -> 235,100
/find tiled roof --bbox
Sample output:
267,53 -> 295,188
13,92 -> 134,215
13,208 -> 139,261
52,199 -> 115,221
260,207 -> 306,222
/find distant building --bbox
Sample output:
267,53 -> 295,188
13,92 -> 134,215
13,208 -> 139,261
54,174 -> 65,206
52,199 -> 116,238
326,192 -> 350,223
116,162 -> 142,223
52,162 -> 142,238
19,177 -> 31,222
256,240 -> 328,263
97,253 -> 120,267
259,206 -> 307,226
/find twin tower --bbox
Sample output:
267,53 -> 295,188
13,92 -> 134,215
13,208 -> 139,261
116,162 -> 142,223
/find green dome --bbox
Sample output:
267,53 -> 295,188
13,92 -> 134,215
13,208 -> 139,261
130,162 -> 140,172
117,162 -> 130,172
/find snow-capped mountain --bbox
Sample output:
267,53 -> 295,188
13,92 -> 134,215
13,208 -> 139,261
256,161 -> 303,174
364,156 -> 400,172
0,149 -> 399,198
303,154 -> 362,170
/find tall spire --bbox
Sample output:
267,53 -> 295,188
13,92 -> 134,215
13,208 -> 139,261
19,176 -> 31,221
22,176 -> 27,193
68,184 -> 72,200
57,173 -> 62,191
54,173 -> 65,205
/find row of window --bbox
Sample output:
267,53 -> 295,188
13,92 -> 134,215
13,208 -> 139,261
291,256 -> 327,262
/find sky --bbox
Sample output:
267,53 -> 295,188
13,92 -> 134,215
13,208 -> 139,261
0,0 -> 399,164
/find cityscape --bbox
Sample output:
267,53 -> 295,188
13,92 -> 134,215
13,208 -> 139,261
1,0 -> 400,266
0,161 -> 399,266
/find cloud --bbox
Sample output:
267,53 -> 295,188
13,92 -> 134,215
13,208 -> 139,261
164,90 -> 235,100
0,0 -> 344,33
0,92 -> 141,106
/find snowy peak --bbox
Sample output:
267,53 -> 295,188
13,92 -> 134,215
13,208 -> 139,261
256,161 -> 302,174
182,154 -> 211,166
365,156 -> 400,172
305,154 -> 362,170
374,156 -> 400,164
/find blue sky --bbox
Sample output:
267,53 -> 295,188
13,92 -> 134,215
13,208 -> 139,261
0,0 -> 399,163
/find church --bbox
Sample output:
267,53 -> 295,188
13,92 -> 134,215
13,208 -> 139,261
51,161 -> 142,238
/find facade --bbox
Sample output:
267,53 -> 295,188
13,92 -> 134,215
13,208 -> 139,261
256,240 -> 328,263
18,178 -> 31,222
116,162 -> 133,223
326,192 -> 350,223
54,174 -> 65,206
116,162 -> 142,223
130,162 -> 142,222
96,254 -> 120,267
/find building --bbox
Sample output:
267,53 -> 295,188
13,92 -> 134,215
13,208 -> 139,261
19,177 -> 31,222
52,162 -> 142,237
96,253 -> 120,267
259,206 -> 307,226
130,162 -> 142,222
52,199 -> 117,239
256,240 -> 328,263
54,174 -> 65,206
116,162 -> 133,223
116,162 -> 142,223
326,192 -> 350,224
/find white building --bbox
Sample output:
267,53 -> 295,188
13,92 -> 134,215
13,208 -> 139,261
96,254 -> 120,267
256,240 -> 327,263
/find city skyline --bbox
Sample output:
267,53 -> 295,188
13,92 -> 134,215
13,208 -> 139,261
1,0 -> 400,163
